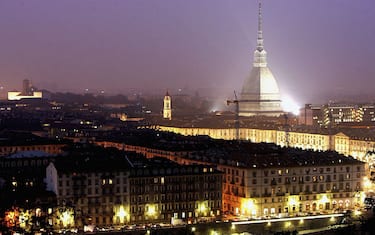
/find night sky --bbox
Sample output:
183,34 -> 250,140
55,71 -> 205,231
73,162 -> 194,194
0,0 -> 374,104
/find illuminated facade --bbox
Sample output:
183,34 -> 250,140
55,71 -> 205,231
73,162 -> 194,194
8,79 -> 43,101
8,91 -> 43,101
239,3 -> 283,117
96,139 -> 367,218
218,160 -> 365,218
45,155 -> 222,228
156,125 -> 375,161
299,103 -> 375,126
128,165 -> 222,224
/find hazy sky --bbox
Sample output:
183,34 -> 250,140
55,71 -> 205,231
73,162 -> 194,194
0,0 -> 374,104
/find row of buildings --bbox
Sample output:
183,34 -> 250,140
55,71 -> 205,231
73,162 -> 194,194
45,150 -> 222,229
155,124 -> 375,164
96,130 -> 368,221
0,128 -> 369,232
0,135 -> 222,232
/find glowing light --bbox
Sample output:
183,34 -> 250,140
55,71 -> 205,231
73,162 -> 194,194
354,210 -> 362,216
146,204 -> 156,216
288,196 -> 299,206
320,194 -> 329,204
282,96 -> 300,115
210,230 -> 218,235
115,205 -> 128,223
363,177 -> 372,189
61,211 -> 73,227
241,199 -> 257,216
232,213 -> 344,225
191,227 -> 196,232
231,224 -> 236,230
299,219 -> 304,224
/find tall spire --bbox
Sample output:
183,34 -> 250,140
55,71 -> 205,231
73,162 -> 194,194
256,1 -> 264,51
253,1 -> 267,67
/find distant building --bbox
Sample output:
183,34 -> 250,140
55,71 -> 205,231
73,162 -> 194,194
163,91 -> 172,120
299,103 -> 375,126
239,3 -> 283,117
8,79 -> 43,101
298,104 -> 324,126
0,131 -> 67,157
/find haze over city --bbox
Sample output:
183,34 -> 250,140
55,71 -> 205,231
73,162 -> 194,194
2,1 -> 375,234
0,0 -> 374,104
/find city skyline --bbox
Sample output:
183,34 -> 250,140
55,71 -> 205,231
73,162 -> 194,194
0,0 -> 374,104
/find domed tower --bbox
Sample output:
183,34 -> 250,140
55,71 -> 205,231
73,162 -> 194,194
163,90 -> 172,120
239,2 -> 284,117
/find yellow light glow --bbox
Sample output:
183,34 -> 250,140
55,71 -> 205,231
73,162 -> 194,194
231,224 -> 236,230
200,203 -> 206,212
61,211 -> 73,227
267,221 -> 271,226
241,198 -> 257,216
320,195 -> 329,204
114,205 -> 129,224
211,230 -> 218,235
288,196 -> 299,206
363,177 -> 372,189
148,206 -> 155,215
146,204 -> 157,217
285,221 -> 291,228
116,206 -> 128,220
191,227 -> 196,232
299,219 -> 304,224
354,210 -> 362,216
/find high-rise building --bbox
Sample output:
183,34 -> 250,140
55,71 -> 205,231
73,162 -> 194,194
22,79 -> 34,96
298,103 -> 375,126
163,91 -> 172,120
239,2 -> 283,117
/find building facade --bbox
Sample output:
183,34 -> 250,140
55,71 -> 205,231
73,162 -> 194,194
45,155 -> 222,229
156,125 -> 375,162
96,139 -> 367,219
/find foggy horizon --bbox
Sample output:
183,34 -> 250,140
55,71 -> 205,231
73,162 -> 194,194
0,0 -> 374,105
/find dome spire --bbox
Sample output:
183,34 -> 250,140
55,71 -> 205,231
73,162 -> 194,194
253,1 -> 267,67
257,1 -> 264,51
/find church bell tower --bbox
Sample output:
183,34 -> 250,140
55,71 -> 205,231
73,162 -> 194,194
163,91 -> 172,120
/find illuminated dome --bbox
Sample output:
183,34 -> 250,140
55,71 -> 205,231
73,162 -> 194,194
239,3 -> 283,117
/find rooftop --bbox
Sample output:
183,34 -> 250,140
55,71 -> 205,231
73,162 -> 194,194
96,129 -> 365,169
